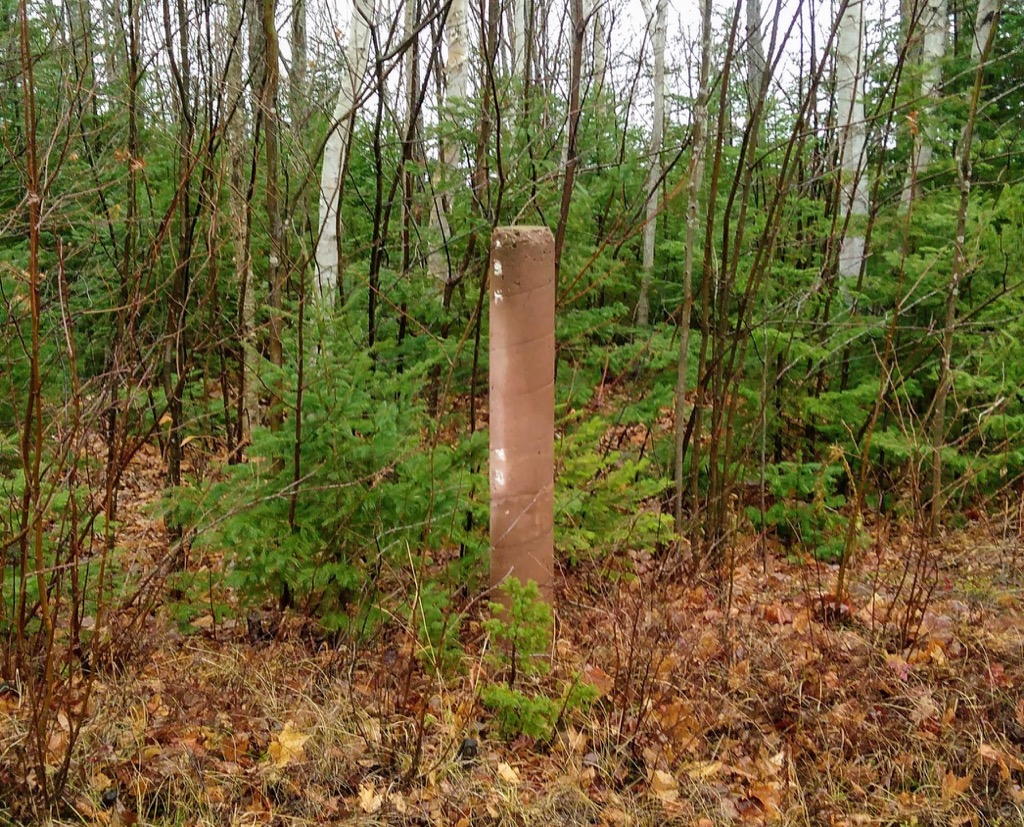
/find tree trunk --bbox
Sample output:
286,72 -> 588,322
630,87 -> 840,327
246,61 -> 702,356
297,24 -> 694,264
288,0 -> 309,224
590,0 -> 607,98
746,0 -> 766,115
512,0 -> 531,78
402,0 -> 421,273
428,0 -> 468,287
260,0 -> 284,429
674,0 -> 713,530
928,0 -> 999,533
553,0 -> 585,283
106,0 -> 141,507
289,0 -> 307,135
315,0 -> 372,308
901,0 -> 947,205
226,0 -> 258,445
836,0 -> 869,286
636,0 -> 666,326
162,0 -> 194,491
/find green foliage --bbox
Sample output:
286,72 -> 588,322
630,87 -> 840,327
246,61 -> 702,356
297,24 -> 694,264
483,579 -> 553,681
479,679 -> 598,741
480,579 -> 598,740
413,581 -> 465,677
556,416 -> 673,564
0,443 -> 108,641
171,322 -> 488,633
747,456 -> 866,562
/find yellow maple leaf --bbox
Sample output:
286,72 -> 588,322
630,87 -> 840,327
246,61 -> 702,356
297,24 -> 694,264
686,760 -> 723,779
941,769 -> 972,800
651,769 -> 679,802
268,720 -> 310,768
358,782 -> 382,813
497,762 -> 520,785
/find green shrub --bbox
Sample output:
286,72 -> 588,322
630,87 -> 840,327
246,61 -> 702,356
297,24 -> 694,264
746,456 -> 866,562
413,580 -> 466,676
556,416 -> 673,565
481,579 -> 598,739
169,325 -> 487,633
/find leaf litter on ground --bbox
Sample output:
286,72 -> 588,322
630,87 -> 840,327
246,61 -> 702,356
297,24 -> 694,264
4,446 -> 1024,827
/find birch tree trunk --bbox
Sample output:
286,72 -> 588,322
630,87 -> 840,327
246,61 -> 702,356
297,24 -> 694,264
590,0 -> 606,98
315,0 -> 372,308
928,0 -> 1000,533
636,0 -> 666,326
428,0 -> 468,286
836,0 -> 869,285
746,0 -> 766,115
901,0 -> 947,205
512,0 -> 531,77
971,0 -> 999,55
674,0 -> 713,529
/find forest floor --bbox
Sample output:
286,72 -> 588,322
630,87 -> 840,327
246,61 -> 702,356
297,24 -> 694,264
3,442 -> 1024,827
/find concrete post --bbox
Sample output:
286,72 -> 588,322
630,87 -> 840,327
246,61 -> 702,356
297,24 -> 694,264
489,226 -> 555,602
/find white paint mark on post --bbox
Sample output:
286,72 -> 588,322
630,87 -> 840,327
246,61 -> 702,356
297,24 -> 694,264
494,259 -> 503,278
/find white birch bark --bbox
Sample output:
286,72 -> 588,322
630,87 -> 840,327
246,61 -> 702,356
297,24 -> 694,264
972,0 -> 998,59
445,0 -> 470,124
590,0 -> 607,97
636,0 -> 666,326
512,0 -> 531,77
428,0 -> 469,284
314,0 -> 372,308
746,0 -> 765,113
836,0 -> 869,284
901,0 -> 946,205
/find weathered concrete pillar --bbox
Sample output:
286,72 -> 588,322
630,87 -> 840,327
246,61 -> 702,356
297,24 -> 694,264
489,226 -> 555,602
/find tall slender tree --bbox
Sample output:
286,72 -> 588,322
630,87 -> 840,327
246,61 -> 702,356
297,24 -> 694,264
589,0 -> 607,98
260,0 -> 284,427
512,0 -> 532,77
746,0 -> 765,116
401,0 -> 423,272
836,0 -> 869,286
161,0 -> 195,489
226,0 -> 258,443
428,0 -> 468,288
315,0 -> 373,307
674,0 -> 714,530
553,0 -> 585,281
901,0 -> 947,205
636,0 -> 666,326
929,0 -> 1001,532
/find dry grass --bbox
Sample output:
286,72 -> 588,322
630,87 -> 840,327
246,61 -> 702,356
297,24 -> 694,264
3,527 -> 1023,826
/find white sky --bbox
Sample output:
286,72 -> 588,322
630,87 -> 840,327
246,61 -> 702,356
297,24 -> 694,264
297,0 -> 900,121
